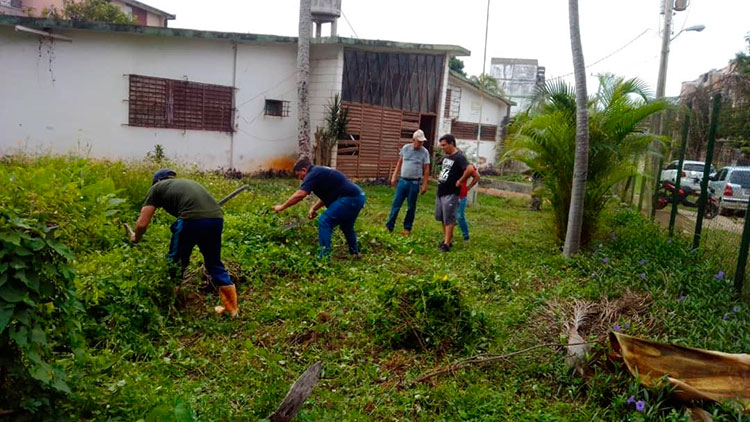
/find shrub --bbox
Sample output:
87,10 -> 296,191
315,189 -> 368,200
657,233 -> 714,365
372,274 -> 490,353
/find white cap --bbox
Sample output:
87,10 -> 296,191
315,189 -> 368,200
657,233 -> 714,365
413,129 -> 427,142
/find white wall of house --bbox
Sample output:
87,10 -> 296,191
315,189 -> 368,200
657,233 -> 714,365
445,75 -> 510,166
0,26 -> 303,171
308,43 -> 343,164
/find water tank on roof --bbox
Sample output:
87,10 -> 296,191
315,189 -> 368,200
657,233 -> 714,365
673,0 -> 688,11
311,0 -> 342,19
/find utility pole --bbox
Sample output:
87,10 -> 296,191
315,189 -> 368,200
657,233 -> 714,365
476,0 -> 490,167
297,0 -> 312,160
649,0 -> 673,219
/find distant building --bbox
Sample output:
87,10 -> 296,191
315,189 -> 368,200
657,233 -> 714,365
1,0 -> 175,27
440,71 -> 514,168
489,58 -> 545,115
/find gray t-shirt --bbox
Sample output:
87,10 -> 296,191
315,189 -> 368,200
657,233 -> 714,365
400,144 -> 431,179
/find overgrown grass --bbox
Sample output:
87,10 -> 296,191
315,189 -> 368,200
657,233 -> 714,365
1,155 -> 748,421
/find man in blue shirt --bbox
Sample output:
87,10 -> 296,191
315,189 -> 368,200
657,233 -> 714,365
273,157 -> 366,258
385,129 -> 431,235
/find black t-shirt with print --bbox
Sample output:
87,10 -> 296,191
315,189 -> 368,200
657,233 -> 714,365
437,151 -> 469,197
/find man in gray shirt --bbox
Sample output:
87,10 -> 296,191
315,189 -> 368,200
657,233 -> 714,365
385,129 -> 431,234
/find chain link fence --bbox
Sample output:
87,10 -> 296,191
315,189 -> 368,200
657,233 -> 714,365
624,94 -> 749,299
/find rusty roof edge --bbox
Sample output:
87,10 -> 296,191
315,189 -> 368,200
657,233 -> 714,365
0,16 -> 298,43
314,36 -> 470,56
0,16 -> 471,55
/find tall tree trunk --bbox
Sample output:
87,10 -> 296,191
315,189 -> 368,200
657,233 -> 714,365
563,0 -> 589,257
297,0 -> 312,159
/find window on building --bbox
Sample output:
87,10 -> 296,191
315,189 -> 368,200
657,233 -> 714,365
128,74 -> 234,132
264,99 -> 290,117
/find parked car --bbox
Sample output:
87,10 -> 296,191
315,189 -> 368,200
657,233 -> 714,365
709,166 -> 750,215
660,160 -> 716,192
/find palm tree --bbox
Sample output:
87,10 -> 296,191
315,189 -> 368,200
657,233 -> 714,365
504,75 -> 666,246
470,74 -> 504,96
563,0 -> 589,257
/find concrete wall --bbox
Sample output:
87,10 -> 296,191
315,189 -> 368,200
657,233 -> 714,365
309,43 -> 343,141
0,26 -> 301,171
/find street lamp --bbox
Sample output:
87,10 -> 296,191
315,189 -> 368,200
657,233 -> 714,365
671,24 -> 706,41
646,0 -> 706,218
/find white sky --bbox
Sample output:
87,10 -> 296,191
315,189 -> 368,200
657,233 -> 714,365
147,0 -> 748,97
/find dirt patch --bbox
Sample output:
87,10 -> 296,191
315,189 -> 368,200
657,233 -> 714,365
478,187 -> 530,199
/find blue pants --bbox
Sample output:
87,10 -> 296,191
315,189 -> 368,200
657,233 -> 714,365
385,178 -> 421,231
457,197 -> 469,240
318,193 -> 366,258
168,218 -> 232,286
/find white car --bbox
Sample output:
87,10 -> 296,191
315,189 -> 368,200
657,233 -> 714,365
709,166 -> 750,214
660,160 -> 715,192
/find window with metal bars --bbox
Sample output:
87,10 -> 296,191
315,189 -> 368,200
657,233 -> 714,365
128,74 -> 234,132
264,99 -> 290,117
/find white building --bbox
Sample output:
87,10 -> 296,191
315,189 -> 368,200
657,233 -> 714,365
489,58 -> 544,116
440,71 -> 514,168
0,16 -> 468,176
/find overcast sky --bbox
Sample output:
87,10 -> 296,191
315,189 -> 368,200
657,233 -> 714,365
147,0 -> 748,97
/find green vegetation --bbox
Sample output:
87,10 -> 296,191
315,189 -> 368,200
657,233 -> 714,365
505,75 -> 666,245
1,155 -> 747,421
44,0 -> 137,25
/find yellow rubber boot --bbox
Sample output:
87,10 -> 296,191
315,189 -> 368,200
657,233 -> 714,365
214,285 -> 239,317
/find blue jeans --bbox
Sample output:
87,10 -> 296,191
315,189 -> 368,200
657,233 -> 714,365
318,193 -> 366,258
386,178 -> 421,231
457,197 -> 469,240
168,218 -> 232,286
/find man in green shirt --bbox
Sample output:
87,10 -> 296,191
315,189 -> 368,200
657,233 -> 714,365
130,169 -> 238,317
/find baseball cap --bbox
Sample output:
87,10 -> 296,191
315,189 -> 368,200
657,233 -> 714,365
413,129 -> 427,142
152,168 -> 177,185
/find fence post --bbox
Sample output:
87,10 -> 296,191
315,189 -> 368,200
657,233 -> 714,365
735,198 -> 750,300
692,94 -> 721,251
669,104 -> 692,237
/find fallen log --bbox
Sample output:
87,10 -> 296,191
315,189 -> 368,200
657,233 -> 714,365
268,361 -> 323,422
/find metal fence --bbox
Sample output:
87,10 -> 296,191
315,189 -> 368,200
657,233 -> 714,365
626,94 -> 749,299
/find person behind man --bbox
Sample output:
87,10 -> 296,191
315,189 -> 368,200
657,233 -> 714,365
385,129 -> 431,234
456,163 -> 481,241
131,169 -> 238,317
435,134 -> 473,252
273,158 -> 366,258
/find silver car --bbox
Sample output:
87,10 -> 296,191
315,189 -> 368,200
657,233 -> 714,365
709,166 -> 750,214
661,160 -> 715,192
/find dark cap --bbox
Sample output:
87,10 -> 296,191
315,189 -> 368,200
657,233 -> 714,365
152,168 -> 177,185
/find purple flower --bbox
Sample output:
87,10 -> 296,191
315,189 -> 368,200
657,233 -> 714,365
635,400 -> 646,412
627,396 -> 636,405
639,259 -> 647,265
624,323 -> 631,329
602,257 -> 610,264
678,295 -> 686,302
733,306 -> 740,313
715,271 -> 725,280
613,325 -> 621,331
723,313 -> 730,321
638,245 -> 643,249
640,273 -> 646,279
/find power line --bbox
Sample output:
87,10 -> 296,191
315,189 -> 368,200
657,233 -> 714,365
341,10 -> 359,39
547,28 -> 652,82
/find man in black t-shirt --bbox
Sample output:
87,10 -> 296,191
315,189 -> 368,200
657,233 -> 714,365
273,157 -> 366,258
435,134 -> 474,252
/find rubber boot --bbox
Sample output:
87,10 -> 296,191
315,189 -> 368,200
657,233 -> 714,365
214,285 -> 239,317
